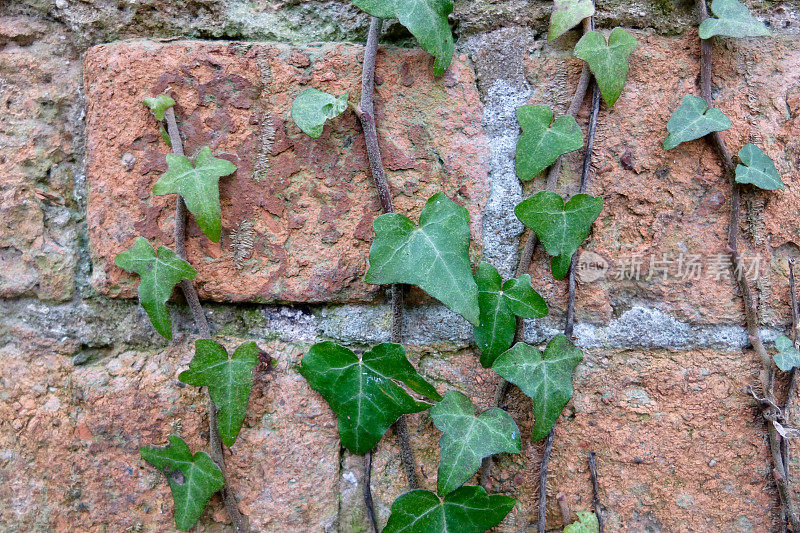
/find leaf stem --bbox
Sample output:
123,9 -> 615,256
163,106 -> 250,533
363,451 -> 379,533
537,428 -> 555,533
588,452 -> 605,533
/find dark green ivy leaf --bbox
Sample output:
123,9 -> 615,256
492,335 -> 583,441
114,237 -> 197,340
514,191 -> 603,280
698,0 -> 771,39
774,335 -> 800,372
473,262 -> 548,367
662,95 -> 731,151
574,28 -> 637,107
179,340 -> 259,447
383,486 -> 516,533
290,88 -> 349,139
143,94 -> 175,121
735,143 -> 784,190
431,391 -> 521,495
140,436 -> 225,531
352,0 -> 395,18
153,146 -> 237,242
366,193 -> 480,325
298,341 -> 441,454
549,0 -> 595,41
516,104 -> 584,181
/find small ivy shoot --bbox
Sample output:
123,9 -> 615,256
564,511 -> 600,533
290,88 -> 349,138
662,95 -> 731,151
774,335 -> 800,372
143,94 -> 175,121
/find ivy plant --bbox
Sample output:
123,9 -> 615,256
698,0 -> 770,39
662,95 -> 731,151
290,88 -> 349,138
549,0 -> 595,41
143,94 -> 176,121
515,104 -> 584,181
574,28 -> 637,107
774,335 -> 800,372
564,511 -> 600,533
735,143 -> 784,190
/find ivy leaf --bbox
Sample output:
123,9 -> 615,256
153,146 -> 237,242
140,436 -> 225,531
143,94 -> 175,121
574,28 -> 637,107
383,486 -> 515,533
735,143 -> 784,190
430,391 -> 521,495
662,95 -> 731,151
492,335 -> 583,441
290,88 -> 349,139
698,0 -> 771,39
564,512 -> 600,533
774,335 -> 800,372
514,191 -> 603,280
298,341 -> 442,454
352,0 -> 396,18
473,262 -> 548,368
178,340 -> 259,447
516,105 -> 584,181
365,193 -> 480,325
114,237 -> 197,340
549,0 -> 595,41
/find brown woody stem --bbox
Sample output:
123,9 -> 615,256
589,452 -> 605,533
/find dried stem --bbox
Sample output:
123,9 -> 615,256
537,428 -> 555,533
363,451 -> 379,533
163,108 -> 250,533
695,1 -> 798,528
556,492 -> 571,526
786,260 -> 799,417
589,452 -> 605,533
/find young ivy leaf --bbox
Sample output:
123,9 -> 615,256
178,340 -> 259,447
143,94 -> 175,121
774,335 -> 800,372
549,0 -> 595,41
492,335 -> 583,441
114,237 -> 197,340
662,95 -> 731,151
430,391 -> 521,495
735,143 -> 784,190
473,262 -> 548,368
564,511 -> 600,533
698,0 -> 771,39
140,436 -> 225,531
516,104 -> 584,181
574,28 -> 637,107
365,193 -> 480,325
383,486 -> 515,533
298,341 -> 442,454
514,191 -> 603,280
153,146 -> 237,242
290,88 -> 349,139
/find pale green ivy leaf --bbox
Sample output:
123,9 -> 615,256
516,104 -> 584,181
564,511 -> 600,533
298,341 -> 441,454
698,0 -> 771,39
143,94 -> 175,121
431,391 -> 521,495
153,146 -> 237,242
574,28 -> 637,107
473,262 -> 548,368
774,335 -> 800,372
492,335 -> 583,441
549,0 -> 595,41
383,486 -> 516,533
179,340 -> 259,447
114,237 -> 197,340
514,191 -> 603,280
365,193 -> 480,325
352,0 -> 395,18
140,436 -> 225,531
662,95 -> 731,151
290,88 -> 349,139
735,143 -> 784,190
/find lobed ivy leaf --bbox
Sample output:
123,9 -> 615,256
735,143 -> 784,190
431,391 -> 521,495
564,511 -> 600,533
114,237 -> 197,340
153,146 -> 237,242
290,88 -> 349,139
143,94 -> 175,121
698,0 -> 770,39
774,335 -> 800,372
516,104 -> 584,181
662,95 -> 731,151
352,0 -> 396,18
298,341 -> 441,454
473,262 -> 548,367
549,0 -> 595,41
140,436 -> 225,531
383,486 -> 516,533
179,340 -> 259,447
492,335 -> 583,441
365,193 -> 480,325
514,191 -> 603,280
574,28 -> 637,107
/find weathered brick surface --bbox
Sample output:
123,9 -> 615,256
84,40 -> 489,304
